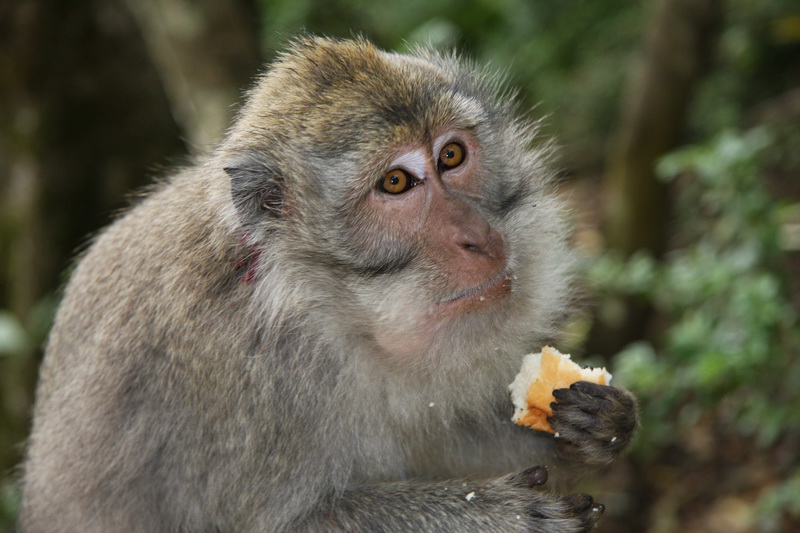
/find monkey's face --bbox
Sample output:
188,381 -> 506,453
226,39 -> 566,361
340,125 -> 519,356
317,105 -> 547,361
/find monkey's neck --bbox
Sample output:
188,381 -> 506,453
231,232 -> 263,284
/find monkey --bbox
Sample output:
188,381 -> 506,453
18,36 -> 638,532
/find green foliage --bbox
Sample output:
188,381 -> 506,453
0,297 -> 56,360
0,479 -> 20,533
0,298 -> 55,533
690,0 -> 800,136
591,127 -> 800,453
0,311 -> 27,357
756,470 -> 800,532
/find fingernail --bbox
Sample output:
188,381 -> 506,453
518,465 -> 548,487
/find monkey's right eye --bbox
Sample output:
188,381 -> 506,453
380,169 -> 415,195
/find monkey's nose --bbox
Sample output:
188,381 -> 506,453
457,212 -> 489,249
459,224 -> 504,261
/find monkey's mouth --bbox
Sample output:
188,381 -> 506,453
439,268 -> 513,309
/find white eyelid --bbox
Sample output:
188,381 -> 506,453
389,149 -> 428,180
432,133 -> 454,154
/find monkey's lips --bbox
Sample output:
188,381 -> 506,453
439,269 -> 513,311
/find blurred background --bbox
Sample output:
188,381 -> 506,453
1,0 -> 799,531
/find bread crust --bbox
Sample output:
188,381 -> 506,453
509,346 -> 611,433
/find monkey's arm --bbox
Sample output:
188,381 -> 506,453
297,468 -> 603,533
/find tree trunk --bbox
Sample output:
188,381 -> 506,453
605,0 -> 722,257
124,0 -> 261,151
590,0 -> 723,358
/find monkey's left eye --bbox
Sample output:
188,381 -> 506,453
438,143 -> 465,169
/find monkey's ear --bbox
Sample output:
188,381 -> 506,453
223,151 -> 286,226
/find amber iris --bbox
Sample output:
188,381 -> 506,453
381,169 -> 412,194
439,143 -> 465,169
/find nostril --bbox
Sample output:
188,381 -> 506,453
461,227 -> 507,264
460,240 -> 488,256
459,224 -> 492,255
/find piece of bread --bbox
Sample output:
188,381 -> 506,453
509,346 -> 612,433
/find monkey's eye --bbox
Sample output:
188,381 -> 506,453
380,169 -> 415,195
438,143 -> 465,169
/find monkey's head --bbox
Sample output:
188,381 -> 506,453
219,37 -> 572,367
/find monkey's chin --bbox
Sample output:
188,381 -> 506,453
372,270 -> 513,359
438,268 -> 513,315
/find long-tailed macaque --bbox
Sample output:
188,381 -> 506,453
19,37 -> 638,532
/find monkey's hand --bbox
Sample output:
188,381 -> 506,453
499,466 -> 605,532
548,382 -> 639,465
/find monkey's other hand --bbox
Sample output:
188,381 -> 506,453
501,466 -> 604,532
548,382 -> 639,465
